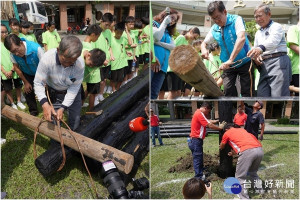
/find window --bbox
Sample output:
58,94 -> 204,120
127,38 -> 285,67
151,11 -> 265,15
36,2 -> 47,17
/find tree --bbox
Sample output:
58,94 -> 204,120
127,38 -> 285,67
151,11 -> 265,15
245,20 -> 258,45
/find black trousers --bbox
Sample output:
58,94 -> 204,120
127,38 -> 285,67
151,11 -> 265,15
23,73 -> 38,116
223,61 -> 254,97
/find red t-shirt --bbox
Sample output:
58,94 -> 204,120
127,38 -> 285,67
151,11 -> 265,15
190,109 -> 210,139
221,128 -> 262,154
150,115 -> 160,127
233,112 -> 247,126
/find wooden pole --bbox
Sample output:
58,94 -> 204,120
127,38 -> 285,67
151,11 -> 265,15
285,100 -> 293,119
169,45 -> 223,97
1,105 -> 134,174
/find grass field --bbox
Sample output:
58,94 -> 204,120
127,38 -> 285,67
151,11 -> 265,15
151,134 -> 299,199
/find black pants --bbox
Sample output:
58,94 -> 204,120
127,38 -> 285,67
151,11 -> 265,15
23,73 -> 38,116
223,61 -> 254,97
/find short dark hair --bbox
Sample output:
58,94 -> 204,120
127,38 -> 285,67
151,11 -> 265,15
141,17 -> 149,25
207,1 -> 226,16
89,48 -> 106,67
225,123 -> 240,130
9,18 -> 19,26
1,24 -> 8,30
190,27 -> 200,36
182,178 -> 206,199
20,21 -> 30,28
209,43 -> 220,52
47,21 -> 55,27
87,24 -> 102,36
28,21 -> 34,26
201,102 -> 212,110
125,16 -> 135,23
115,22 -> 125,32
101,13 -> 114,22
134,20 -> 143,29
4,34 -> 21,51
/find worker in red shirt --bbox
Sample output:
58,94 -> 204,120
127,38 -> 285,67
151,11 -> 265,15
189,102 -> 226,180
150,108 -> 163,147
220,123 -> 264,199
233,105 -> 247,127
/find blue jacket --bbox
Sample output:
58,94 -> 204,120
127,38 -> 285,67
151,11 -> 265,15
153,21 -> 172,73
211,14 -> 251,68
13,38 -> 40,76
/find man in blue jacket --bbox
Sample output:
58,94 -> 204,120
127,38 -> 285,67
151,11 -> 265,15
4,34 -> 44,116
201,1 -> 252,97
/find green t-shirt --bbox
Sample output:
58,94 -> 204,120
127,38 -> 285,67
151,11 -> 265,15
1,42 -> 18,80
18,33 -> 26,39
132,29 -> 141,57
82,41 -> 101,83
141,25 -> 150,54
42,30 -> 61,50
167,35 -> 189,72
203,53 -> 223,90
287,25 -> 299,75
122,30 -> 136,60
93,29 -> 111,66
24,33 -> 37,43
110,35 -> 128,71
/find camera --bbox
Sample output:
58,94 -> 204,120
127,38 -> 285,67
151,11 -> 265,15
101,161 -> 150,199
101,161 -> 129,199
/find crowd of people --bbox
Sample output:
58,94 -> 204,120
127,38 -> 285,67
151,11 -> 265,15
151,1 -> 299,99
1,13 -> 150,128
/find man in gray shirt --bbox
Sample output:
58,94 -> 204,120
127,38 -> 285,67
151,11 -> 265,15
34,36 -> 84,130
247,4 -> 292,97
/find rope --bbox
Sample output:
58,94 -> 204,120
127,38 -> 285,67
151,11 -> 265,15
33,86 -> 100,198
160,123 -> 180,146
249,60 -> 253,97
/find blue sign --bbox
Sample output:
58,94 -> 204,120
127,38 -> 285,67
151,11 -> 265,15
223,177 -> 242,194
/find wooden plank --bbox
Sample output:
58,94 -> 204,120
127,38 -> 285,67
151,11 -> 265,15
1,105 -> 134,174
169,45 -> 223,97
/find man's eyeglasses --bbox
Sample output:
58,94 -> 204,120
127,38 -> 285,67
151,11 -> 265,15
1,31 -> 8,34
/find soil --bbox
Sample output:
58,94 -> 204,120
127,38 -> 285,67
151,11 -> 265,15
168,152 -> 238,182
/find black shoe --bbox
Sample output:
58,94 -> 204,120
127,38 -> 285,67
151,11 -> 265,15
30,111 -> 38,116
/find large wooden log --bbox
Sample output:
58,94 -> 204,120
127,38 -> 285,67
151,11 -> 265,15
35,70 -> 149,176
169,45 -> 223,97
1,105 -> 134,174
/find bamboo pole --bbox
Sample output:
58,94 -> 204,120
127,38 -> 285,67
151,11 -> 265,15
169,45 -> 223,97
1,105 -> 134,174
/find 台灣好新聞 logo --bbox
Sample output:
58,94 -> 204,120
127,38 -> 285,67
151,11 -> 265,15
223,177 -> 242,194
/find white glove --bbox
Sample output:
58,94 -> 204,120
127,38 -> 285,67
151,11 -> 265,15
161,15 -> 172,27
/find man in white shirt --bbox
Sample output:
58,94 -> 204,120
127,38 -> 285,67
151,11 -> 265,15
247,4 -> 292,97
34,36 -> 84,130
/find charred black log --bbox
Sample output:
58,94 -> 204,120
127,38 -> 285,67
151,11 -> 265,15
35,70 -> 149,177
218,101 -> 234,178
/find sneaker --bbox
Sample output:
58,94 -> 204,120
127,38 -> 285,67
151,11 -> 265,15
21,93 -> 26,103
97,94 -> 104,101
17,102 -> 26,110
94,99 -> 100,107
106,86 -> 113,94
201,174 -> 206,181
152,145 -> 156,148
82,102 -> 89,108
11,103 -> 18,109
1,138 -> 6,145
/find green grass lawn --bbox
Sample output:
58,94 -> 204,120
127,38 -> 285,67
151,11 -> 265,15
151,134 -> 299,199
1,117 -> 149,198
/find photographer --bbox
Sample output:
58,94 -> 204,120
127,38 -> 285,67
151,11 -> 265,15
182,178 -> 212,199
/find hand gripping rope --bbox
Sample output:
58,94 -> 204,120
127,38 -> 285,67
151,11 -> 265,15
33,85 -> 100,198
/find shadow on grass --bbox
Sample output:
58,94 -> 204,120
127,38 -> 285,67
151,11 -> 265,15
1,117 -> 50,188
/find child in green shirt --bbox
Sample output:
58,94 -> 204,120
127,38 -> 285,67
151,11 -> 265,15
82,24 -> 103,110
42,22 -> 61,51
93,13 -> 114,101
132,20 -> 144,78
122,16 -> 137,83
1,24 -> 26,110
20,21 -> 38,43
111,22 -> 133,92
140,17 -> 150,69
9,18 -> 21,37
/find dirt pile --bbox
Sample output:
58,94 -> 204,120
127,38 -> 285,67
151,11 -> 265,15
168,152 -> 237,181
